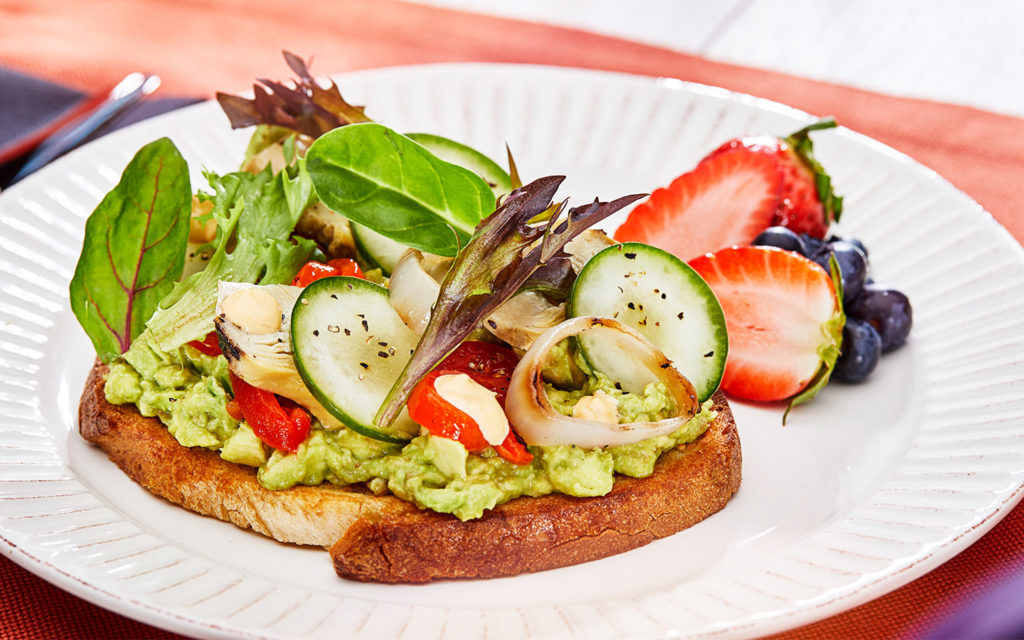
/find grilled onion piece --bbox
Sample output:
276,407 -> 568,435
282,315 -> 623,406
506,316 -> 699,448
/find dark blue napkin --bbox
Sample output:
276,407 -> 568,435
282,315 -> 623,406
0,68 -> 84,145
0,67 -> 201,186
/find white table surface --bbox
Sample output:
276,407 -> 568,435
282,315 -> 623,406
412,0 -> 1024,119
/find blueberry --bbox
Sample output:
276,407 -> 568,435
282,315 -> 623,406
810,240 -> 868,303
847,287 -> 913,352
833,318 -> 882,383
752,226 -> 807,255
825,233 -> 869,258
847,237 -> 869,258
800,233 -> 826,256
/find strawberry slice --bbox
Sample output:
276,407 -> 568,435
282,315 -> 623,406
688,246 -> 844,412
614,148 -> 780,260
703,119 -> 844,239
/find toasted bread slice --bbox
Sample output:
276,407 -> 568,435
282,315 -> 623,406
79,361 -> 741,582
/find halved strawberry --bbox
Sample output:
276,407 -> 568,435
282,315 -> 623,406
703,119 -> 843,238
688,246 -> 844,413
614,148 -> 780,260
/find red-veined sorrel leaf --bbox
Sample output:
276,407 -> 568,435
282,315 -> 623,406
70,137 -> 191,362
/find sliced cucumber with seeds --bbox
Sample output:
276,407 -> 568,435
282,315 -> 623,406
567,242 -> 728,402
406,132 -> 513,199
291,276 -> 420,443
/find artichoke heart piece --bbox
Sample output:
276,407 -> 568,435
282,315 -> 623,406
486,291 -> 566,352
214,282 -> 343,430
483,231 -> 614,351
565,229 -> 617,274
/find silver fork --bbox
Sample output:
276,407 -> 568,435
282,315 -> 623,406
8,73 -> 160,184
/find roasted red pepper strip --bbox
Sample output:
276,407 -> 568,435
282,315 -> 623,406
408,342 -> 533,465
327,258 -> 364,278
438,340 -> 519,405
225,399 -> 244,422
408,369 -> 491,452
441,341 -> 532,464
291,258 -> 364,287
291,261 -> 336,287
188,331 -> 222,356
228,372 -> 310,452
493,430 -> 533,465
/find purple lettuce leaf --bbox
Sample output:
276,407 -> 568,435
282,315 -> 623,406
215,51 -> 371,138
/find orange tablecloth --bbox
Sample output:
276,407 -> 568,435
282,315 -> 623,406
2,1 -> 1023,638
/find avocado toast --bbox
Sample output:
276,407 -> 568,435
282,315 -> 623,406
72,54 -> 743,582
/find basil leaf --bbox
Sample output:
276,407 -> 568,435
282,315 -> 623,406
69,137 -> 191,362
305,123 -> 494,257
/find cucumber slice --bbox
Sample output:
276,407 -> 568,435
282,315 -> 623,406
406,132 -> 513,198
351,222 -> 409,275
291,276 -> 420,443
567,242 -> 728,402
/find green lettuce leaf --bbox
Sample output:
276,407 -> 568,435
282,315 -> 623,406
127,160 -> 316,360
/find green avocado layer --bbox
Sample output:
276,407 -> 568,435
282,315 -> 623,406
104,348 -> 715,521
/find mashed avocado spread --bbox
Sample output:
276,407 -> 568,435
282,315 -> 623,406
105,346 -> 716,520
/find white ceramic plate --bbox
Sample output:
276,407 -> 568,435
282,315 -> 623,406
2,64 -> 1023,640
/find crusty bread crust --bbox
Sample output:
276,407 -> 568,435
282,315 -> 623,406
79,363 -> 420,547
79,361 -> 741,582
